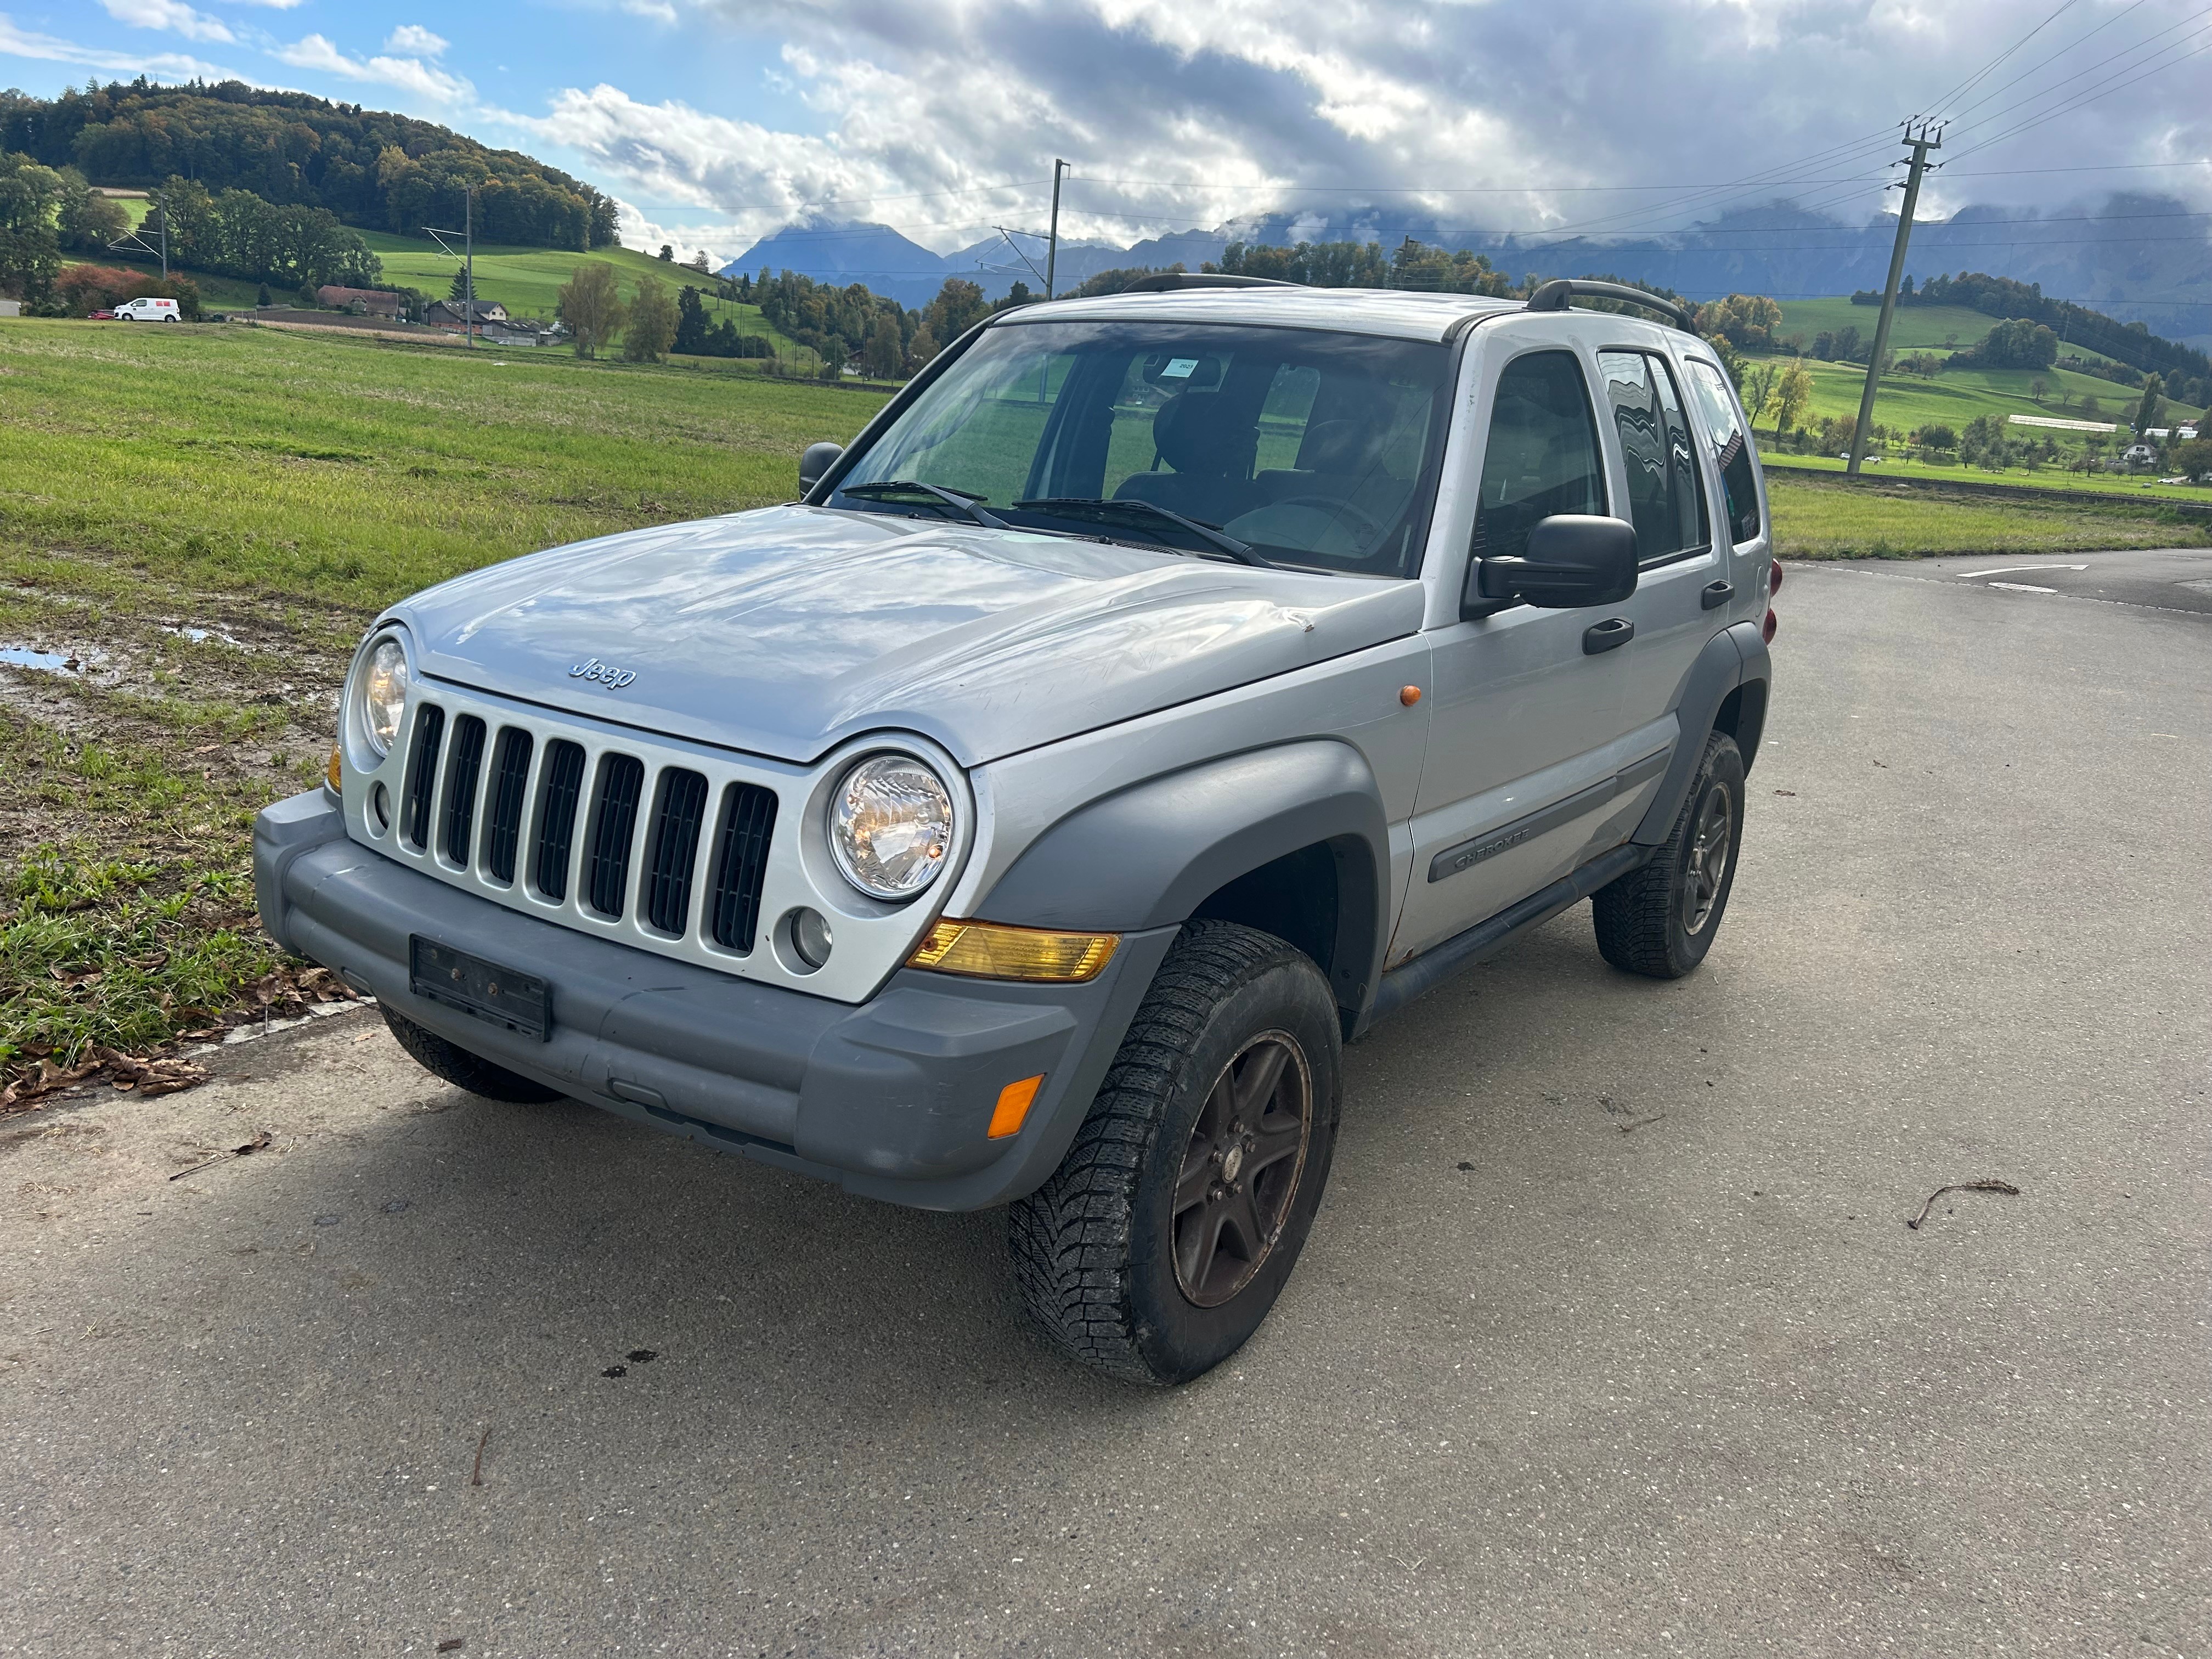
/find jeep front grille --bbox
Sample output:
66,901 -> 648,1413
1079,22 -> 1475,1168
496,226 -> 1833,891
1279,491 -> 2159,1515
584,752 -> 646,918
707,780 -> 778,952
534,739 -> 588,901
643,768 -> 711,935
483,727 -> 532,883
375,690 -> 788,972
441,715 -> 487,864
402,704 -> 445,850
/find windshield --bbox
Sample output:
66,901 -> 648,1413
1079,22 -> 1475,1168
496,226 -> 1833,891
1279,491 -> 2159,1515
829,320 -> 1455,578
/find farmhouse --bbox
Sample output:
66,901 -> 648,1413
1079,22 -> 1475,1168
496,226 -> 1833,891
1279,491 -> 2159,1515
315,285 -> 404,318
426,298 -> 510,329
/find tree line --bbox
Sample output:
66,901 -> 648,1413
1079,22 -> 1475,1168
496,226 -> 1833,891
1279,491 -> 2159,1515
0,81 -> 618,250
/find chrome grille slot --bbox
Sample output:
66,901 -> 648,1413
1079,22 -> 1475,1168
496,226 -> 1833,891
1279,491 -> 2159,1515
707,782 -> 778,953
584,753 -> 646,918
440,715 -> 487,865
533,740 -> 587,901
643,768 -> 710,935
402,703 -> 445,850
482,727 -> 533,884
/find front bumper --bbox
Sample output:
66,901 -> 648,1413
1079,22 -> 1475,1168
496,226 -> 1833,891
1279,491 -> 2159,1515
254,790 -> 1173,1211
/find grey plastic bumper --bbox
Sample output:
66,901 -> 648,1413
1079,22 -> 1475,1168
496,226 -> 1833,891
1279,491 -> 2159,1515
252,791 -> 1173,1211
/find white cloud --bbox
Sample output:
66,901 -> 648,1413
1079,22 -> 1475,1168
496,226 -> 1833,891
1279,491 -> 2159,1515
383,24 -> 446,57
504,0 -> 2212,257
96,0 -> 235,44
0,12 -> 237,78
273,32 -> 472,102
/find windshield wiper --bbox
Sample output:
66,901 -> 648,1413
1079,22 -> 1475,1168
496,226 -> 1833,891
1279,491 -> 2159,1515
1013,497 -> 1278,568
840,480 -> 1008,529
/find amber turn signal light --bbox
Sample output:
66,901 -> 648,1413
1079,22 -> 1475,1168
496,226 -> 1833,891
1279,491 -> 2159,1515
988,1074 -> 1045,1139
1399,685 -> 1422,706
326,746 -> 343,794
907,919 -> 1119,983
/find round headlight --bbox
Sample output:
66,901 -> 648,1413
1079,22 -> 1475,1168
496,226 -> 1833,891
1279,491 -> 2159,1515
360,636 -> 410,757
829,754 -> 955,900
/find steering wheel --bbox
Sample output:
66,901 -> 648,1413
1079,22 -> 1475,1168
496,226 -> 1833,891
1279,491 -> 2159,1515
1264,495 -> 1390,546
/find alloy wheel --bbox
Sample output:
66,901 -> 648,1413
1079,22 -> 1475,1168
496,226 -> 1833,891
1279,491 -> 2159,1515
1171,1030 -> 1312,1307
1682,779 -> 1734,936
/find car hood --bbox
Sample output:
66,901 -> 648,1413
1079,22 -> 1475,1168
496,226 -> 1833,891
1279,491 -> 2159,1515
391,505 -> 1426,767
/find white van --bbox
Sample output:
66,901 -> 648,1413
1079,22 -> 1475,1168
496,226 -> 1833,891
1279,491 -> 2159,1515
114,297 -> 182,322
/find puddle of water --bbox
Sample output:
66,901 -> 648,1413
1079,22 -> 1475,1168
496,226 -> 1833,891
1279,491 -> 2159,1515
0,645 -> 87,674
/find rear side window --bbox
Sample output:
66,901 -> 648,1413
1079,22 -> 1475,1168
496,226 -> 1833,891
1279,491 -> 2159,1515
1599,350 -> 1708,565
1471,351 -> 1606,567
1681,358 -> 1763,545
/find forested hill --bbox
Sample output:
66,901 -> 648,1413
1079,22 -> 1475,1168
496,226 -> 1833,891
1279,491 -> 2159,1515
0,82 -> 618,250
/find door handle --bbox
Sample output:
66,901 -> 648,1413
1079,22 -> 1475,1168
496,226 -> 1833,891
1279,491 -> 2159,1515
1582,617 -> 1634,655
1701,579 -> 1734,610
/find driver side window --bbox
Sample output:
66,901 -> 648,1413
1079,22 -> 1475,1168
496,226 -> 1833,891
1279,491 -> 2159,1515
1471,351 -> 1607,566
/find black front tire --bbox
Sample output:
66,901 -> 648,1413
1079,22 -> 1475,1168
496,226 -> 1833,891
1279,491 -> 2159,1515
1009,921 -> 1342,1386
381,1005 -> 565,1103
1593,729 -> 1747,979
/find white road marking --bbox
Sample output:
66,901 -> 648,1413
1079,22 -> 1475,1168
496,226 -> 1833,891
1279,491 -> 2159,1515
1957,564 -> 2090,578
1986,582 -> 2057,594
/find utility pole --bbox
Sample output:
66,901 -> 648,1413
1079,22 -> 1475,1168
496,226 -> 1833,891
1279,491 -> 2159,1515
464,185 -> 476,349
155,186 -> 168,279
1044,159 -> 1068,299
425,184 -> 479,349
1848,119 -> 1942,477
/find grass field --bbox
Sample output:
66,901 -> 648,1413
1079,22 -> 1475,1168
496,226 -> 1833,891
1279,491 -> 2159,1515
353,230 -> 777,332
0,313 -> 2201,1098
1774,297 -> 2128,366
1768,453 -> 2208,501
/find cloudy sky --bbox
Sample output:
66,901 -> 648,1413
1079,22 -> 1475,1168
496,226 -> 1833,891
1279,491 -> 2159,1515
5,0 -> 2208,262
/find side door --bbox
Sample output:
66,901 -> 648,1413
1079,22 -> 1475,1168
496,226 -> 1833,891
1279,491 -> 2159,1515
1393,343 -> 1655,966
1598,346 -> 1728,769
1676,352 -> 1773,632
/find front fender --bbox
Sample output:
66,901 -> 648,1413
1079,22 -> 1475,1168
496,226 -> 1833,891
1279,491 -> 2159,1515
975,741 -> 1391,1020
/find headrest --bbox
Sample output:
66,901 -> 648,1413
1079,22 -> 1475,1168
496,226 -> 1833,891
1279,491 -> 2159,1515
1153,391 -> 1253,477
1297,419 -> 1388,475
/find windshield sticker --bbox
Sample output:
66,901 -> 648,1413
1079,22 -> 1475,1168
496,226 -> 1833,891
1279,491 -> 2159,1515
1160,358 -> 1200,379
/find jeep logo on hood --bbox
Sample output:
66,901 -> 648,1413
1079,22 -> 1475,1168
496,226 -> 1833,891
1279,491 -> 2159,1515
569,656 -> 637,689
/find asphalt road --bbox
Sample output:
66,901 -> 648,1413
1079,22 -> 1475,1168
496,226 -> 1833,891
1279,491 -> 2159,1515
5,557 -> 2209,1657
1826,544 -> 2212,614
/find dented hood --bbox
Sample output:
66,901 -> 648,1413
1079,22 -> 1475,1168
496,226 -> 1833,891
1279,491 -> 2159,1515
391,505 -> 1423,766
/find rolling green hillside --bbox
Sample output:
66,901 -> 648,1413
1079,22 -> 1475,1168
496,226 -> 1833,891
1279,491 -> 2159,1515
1775,297 -> 2069,356
1779,353 -> 2202,434
355,232 -> 780,332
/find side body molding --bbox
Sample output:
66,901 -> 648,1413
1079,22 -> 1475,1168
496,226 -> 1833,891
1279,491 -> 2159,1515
1633,620 -> 1770,845
977,741 -> 1392,1022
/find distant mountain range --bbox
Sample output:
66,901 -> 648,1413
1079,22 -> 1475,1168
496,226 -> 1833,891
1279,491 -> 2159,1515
725,196 -> 2212,349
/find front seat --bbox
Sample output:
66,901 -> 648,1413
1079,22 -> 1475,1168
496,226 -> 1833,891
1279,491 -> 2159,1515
1114,391 -> 1257,527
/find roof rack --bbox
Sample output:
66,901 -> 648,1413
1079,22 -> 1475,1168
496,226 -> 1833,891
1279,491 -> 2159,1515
1525,279 -> 1697,334
1112,272 -> 1299,294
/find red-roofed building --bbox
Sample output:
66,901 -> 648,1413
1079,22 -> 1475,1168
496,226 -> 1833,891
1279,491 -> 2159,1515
316,285 -> 405,318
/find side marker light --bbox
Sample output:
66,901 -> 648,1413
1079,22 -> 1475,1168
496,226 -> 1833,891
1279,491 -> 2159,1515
1399,685 -> 1422,707
989,1075 -> 1045,1139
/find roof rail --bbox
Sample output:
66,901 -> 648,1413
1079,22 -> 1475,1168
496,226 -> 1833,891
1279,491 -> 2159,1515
1524,279 -> 1697,334
1112,272 -> 1299,294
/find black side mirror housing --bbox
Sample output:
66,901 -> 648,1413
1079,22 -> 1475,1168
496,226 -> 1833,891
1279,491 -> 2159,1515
798,442 -> 844,496
1464,515 -> 1639,616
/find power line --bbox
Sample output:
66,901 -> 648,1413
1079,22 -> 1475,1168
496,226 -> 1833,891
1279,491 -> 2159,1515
1941,0 -> 2162,121
1948,30 -> 2212,161
1921,0 -> 2086,122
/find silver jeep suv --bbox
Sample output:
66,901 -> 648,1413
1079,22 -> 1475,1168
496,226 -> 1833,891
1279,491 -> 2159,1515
254,276 -> 1776,1385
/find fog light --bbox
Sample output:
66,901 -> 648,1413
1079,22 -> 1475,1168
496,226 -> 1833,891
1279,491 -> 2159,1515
908,920 -> 1119,983
370,781 -> 391,831
788,907 -> 833,970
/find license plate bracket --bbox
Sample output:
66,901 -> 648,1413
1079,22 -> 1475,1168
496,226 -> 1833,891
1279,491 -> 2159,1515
409,936 -> 551,1041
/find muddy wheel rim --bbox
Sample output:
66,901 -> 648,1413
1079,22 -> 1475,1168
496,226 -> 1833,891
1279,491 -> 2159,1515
1171,1030 -> 1312,1308
1683,778 -> 1734,936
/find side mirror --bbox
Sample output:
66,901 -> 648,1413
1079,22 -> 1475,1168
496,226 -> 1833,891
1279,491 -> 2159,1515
798,442 -> 844,495
1465,515 -> 1639,615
